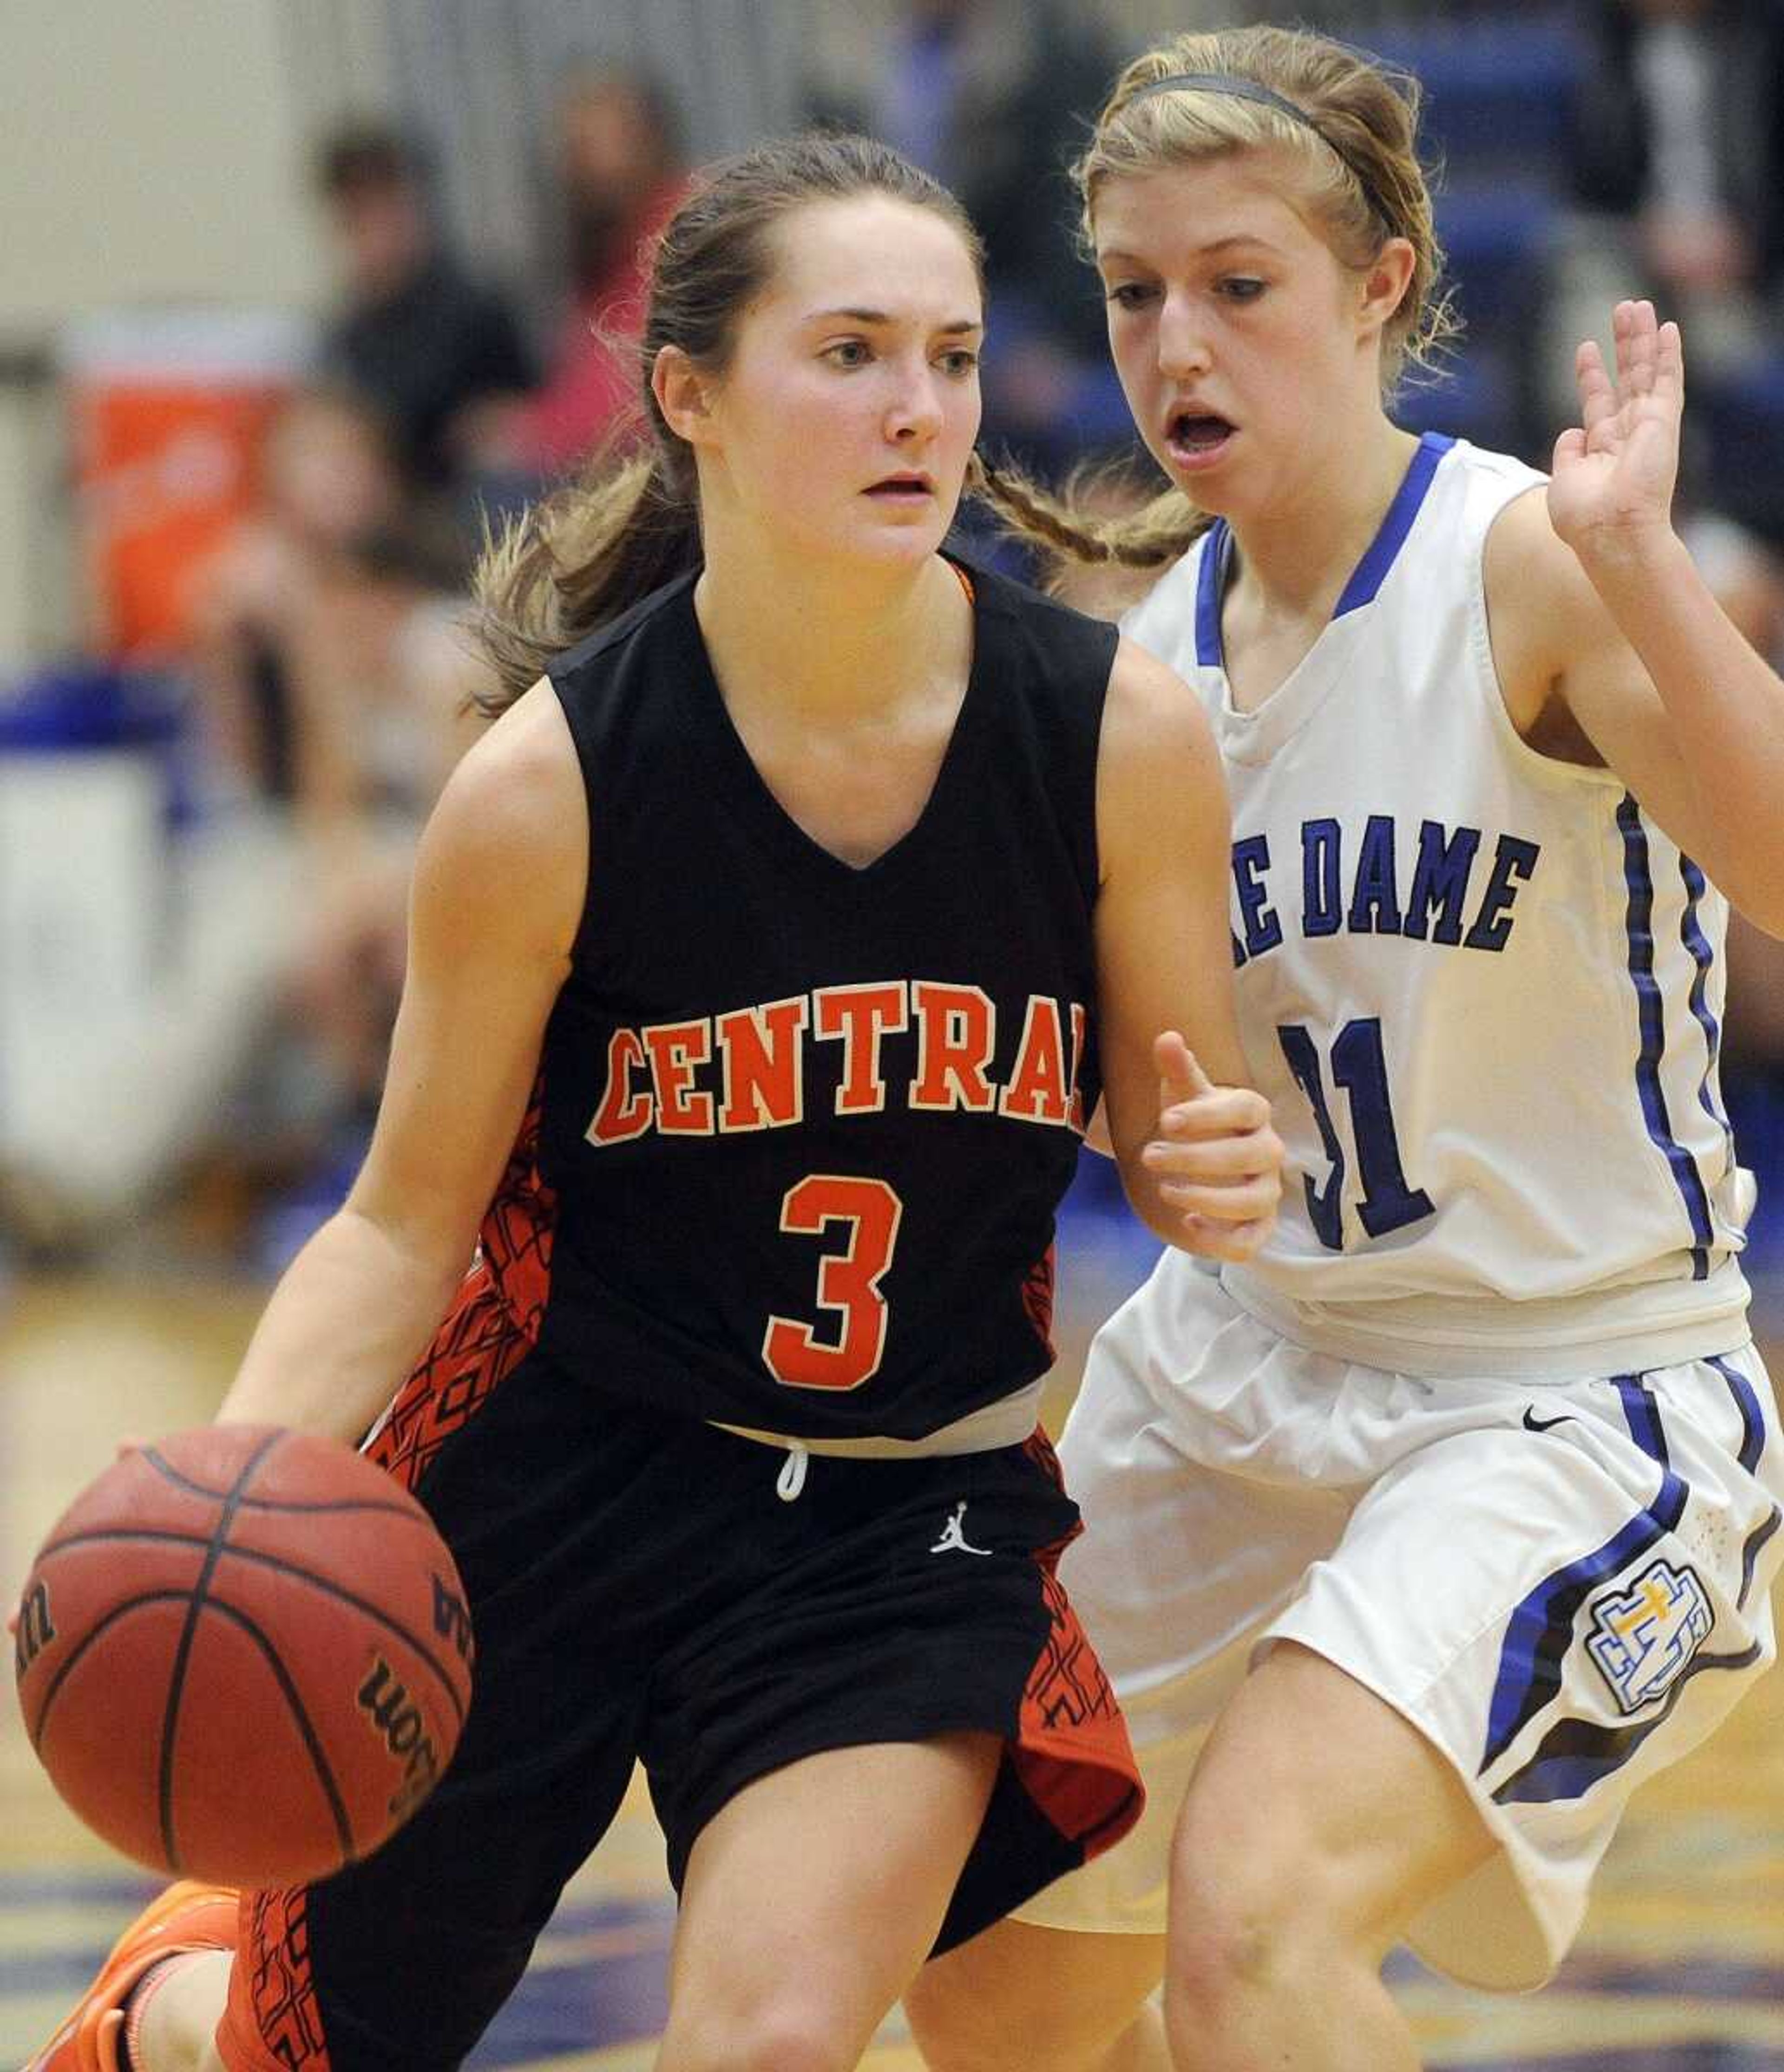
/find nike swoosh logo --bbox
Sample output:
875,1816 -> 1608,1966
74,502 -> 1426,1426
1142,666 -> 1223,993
1522,1405 -> 1577,1433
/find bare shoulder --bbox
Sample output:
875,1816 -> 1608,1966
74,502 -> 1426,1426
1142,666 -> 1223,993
1483,477 -> 1594,594
1482,481 -> 1620,729
415,676 -> 587,958
1100,636 -> 1219,775
1096,638 -> 1227,874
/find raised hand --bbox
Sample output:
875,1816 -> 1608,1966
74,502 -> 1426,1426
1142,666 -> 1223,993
1548,299 -> 1683,567
1141,1030 -> 1282,1262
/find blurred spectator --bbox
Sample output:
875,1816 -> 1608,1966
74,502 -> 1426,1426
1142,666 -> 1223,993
1675,501 -> 1784,1272
466,71 -> 689,481
1561,1 -> 1784,375
1686,508 -> 1784,1078
1683,505 -> 1784,659
183,380 -> 482,910
183,387 -> 407,807
271,523 -> 486,1126
0,386 -> 487,1250
314,122 -> 536,498
807,0 -> 1130,474
179,388 -> 487,1206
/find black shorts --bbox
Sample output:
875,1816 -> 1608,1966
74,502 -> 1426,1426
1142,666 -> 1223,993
219,1267 -> 1141,2072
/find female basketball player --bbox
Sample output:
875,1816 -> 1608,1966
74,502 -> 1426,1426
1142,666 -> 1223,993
27,134 -> 1281,2072
905,26 -> 1784,2072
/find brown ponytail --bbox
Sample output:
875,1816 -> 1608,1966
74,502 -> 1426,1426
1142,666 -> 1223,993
470,454 -> 698,719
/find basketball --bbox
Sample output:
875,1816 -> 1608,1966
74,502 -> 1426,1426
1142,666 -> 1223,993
12,1424 -> 475,1888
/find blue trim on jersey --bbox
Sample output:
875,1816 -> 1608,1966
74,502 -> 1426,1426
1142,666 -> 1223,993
1619,796 -> 1714,1278
1191,432 -> 1453,666
1614,1372 -> 1683,1481
1679,856 -> 1735,1167
1707,1346 -> 1778,1614
1710,1353 -> 1766,1474
1481,1376 -> 1688,1772
1333,432 -> 1455,617
1194,521 -> 1229,667
1490,1641 -> 1763,1807
1740,1507 -> 1781,1612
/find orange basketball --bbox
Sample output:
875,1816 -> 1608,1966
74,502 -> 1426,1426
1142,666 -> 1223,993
13,1425 -> 475,1887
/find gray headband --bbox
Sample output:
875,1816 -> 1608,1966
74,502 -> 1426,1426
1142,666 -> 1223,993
1125,72 -> 1391,228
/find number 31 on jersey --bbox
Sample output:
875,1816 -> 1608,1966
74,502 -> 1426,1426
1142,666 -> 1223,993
1278,1018 -> 1435,1251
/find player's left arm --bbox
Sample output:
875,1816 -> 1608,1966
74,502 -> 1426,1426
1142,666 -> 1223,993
1092,638 -> 1284,1259
1504,300 -> 1784,936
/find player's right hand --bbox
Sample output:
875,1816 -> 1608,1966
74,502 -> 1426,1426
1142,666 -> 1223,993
1141,1031 -> 1283,1262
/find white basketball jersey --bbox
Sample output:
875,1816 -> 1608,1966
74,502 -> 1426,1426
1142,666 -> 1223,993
1124,434 -> 1753,1376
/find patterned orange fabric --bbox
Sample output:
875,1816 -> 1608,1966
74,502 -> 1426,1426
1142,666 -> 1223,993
1012,1568 -> 1143,1856
217,1889 -> 323,2071
1011,1427 -> 1144,1858
1021,1243 -> 1057,1365
217,1101 -> 557,2068
364,1092 -> 555,1492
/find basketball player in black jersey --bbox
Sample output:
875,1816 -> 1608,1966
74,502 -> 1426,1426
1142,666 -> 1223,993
27,135 -> 1282,2072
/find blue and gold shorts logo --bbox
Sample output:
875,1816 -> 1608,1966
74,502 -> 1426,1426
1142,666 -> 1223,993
1585,1556 -> 1713,1714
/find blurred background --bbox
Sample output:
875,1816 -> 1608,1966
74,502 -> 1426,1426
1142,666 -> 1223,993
0,0 -> 1782,1301
4,4 -> 1784,2065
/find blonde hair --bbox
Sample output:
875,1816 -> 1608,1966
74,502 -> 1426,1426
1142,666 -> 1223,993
992,24 -> 1461,582
1082,26 -> 1455,391
969,453 -> 1206,574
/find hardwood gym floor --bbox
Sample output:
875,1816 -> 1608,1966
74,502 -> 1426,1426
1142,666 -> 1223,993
3,1268 -> 1781,2069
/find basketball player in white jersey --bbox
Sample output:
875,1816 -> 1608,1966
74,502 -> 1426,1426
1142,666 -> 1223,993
906,23 -> 1784,2072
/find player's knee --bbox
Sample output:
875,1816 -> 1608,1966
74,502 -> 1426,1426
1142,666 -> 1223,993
659,1997 -> 857,2072
1166,1887 -> 1288,2033
1166,1889 -> 1357,2063
1167,1809 -> 1355,2031
725,2013 -> 852,2072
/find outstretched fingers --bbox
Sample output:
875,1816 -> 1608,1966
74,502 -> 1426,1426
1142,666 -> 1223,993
1613,298 -> 1638,388
1574,334 -> 1617,439
1656,314 -> 1686,412
1607,300 -> 1682,413
1567,301 -> 1686,460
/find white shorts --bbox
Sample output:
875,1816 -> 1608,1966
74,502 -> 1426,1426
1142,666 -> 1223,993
1021,1260 -> 1784,1990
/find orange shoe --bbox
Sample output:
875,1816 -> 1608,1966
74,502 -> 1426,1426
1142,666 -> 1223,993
24,1882 -> 239,2072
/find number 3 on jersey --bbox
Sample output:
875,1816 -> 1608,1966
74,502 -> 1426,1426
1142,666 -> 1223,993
1278,1019 -> 1435,1251
763,1175 -> 904,1390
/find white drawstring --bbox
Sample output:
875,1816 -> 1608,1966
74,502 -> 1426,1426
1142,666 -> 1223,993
776,1442 -> 809,1503
710,1384 -> 1046,1505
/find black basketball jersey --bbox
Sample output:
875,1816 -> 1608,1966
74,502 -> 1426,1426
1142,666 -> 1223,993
508,558 -> 1116,1440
